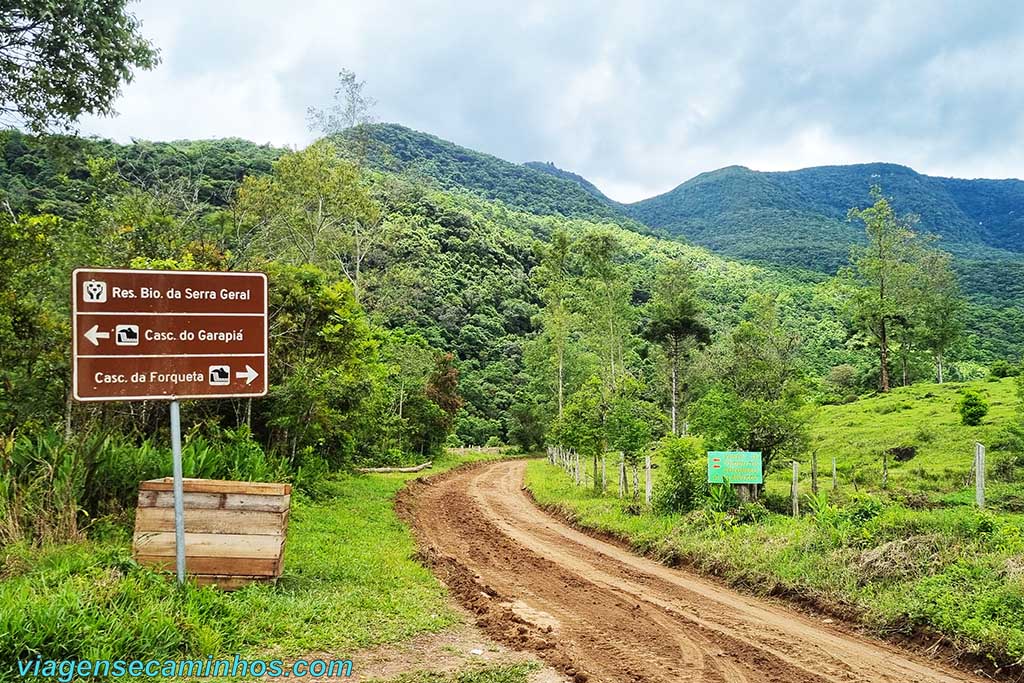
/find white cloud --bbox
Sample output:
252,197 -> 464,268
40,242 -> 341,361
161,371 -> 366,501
78,0 -> 1024,200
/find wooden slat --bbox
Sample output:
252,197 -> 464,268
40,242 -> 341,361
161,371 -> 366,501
134,506 -> 286,536
135,554 -> 280,577
137,490 -> 290,513
133,531 -> 283,559
139,477 -> 290,496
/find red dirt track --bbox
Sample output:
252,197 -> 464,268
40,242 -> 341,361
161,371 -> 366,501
400,459 -> 985,683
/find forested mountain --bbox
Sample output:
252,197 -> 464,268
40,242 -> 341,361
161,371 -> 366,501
1,131 -> 282,214
344,125 -> 1023,311
626,162 -> 1024,271
523,161 -> 615,203
346,124 -> 627,223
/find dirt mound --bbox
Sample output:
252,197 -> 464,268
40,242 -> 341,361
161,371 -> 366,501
855,535 -> 943,583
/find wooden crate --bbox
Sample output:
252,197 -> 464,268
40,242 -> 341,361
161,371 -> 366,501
132,477 -> 290,589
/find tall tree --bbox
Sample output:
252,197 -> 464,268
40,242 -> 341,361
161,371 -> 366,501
580,230 -> 631,391
307,69 -> 378,163
690,294 -> 810,486
647,260 -> 710,435
534,229 -> 574,416
917,249 -> 964,383
0,0 -> 159,132
845,186 -> 921,392
236,140 -> 381,301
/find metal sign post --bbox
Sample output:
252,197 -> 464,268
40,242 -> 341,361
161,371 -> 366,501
170,400 -> 185,583
71,268 -> 269,586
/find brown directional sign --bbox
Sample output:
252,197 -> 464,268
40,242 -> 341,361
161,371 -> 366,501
72,268 -> 268,401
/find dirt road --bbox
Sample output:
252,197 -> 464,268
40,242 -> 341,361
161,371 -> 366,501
399,459 -> 984,683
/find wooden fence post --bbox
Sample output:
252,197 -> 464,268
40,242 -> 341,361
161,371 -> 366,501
645,455 -> 652,506
811,451 -> 818,495
791,460 -> 799,517
831,456 -> 837,492
882,451 -> 888,489
618,456 -> 625,498
976,442 -> 986,509
601,454 -> 607,493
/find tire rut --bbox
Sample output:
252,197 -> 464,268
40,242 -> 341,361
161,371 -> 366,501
398,460 -> 984,683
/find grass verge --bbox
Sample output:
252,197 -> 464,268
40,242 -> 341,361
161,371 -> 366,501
0,450 -> 502,680
526,458 -> 1024,673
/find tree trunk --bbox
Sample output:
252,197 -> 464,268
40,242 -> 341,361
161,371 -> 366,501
670,351 -> 678,436
937,350 -> 944,384
557,345 -> 564,417
879,318 -> 891,392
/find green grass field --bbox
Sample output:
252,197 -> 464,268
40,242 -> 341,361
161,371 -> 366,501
798,377 -> 1018,493
526,378 -> 1024,668
0,450 -> 501,681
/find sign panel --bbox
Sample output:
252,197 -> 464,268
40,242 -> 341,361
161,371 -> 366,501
707,451 -> 763,484
72,268 -> 268,401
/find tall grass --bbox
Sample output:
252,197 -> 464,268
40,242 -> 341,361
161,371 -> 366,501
0,425 -> 290,546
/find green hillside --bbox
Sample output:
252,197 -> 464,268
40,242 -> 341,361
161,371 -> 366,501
348,126 -> 1024,310
522,160 -> 615,204
349,123 -> 629,223
626,163 -> 1024,284
2,127 -> 1023,450
802,377 -> 1020,499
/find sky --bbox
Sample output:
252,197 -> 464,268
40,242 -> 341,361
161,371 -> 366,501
80,0 -> 1024,203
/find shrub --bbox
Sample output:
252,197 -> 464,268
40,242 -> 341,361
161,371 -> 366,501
652,436 -> 707,514
733,501 -> 768,524
913,426 -> 936,443
990,360 -> 1021,378
959,391 -> 989,426
844,494 -> 885,526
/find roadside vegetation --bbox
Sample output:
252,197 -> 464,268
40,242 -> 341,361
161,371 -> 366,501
527,374 -> 1024,669
0,450 -> 503,678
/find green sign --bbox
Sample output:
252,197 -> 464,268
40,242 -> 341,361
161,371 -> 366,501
707,451 -> 763,484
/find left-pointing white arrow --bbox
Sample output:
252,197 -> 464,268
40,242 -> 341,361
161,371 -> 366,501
235,365 -> 259,385
84,324 -> 110,346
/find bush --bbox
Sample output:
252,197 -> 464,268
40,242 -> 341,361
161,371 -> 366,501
989,360 -> 1020,378
652,436 -> 707,514
959,391 -> 989,426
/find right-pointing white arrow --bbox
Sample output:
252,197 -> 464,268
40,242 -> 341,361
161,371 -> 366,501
84,324 -> 110,346
236,365 -> 259,385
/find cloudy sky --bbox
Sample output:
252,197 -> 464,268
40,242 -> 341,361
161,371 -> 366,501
80,0 -> 1024,202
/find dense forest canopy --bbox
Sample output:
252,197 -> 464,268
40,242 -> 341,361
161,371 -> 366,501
2,125 -> 1020,459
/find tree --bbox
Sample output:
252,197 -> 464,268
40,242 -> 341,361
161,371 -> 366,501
689,294 -> 810,485
0,0 -> 159,132
534,229 -> 575,416
307,69 -> 377,163
580,230 -> 632,391
917,250 -> 964,383
236,140 -> 381,301
425,352 -> 463,432
549,376 -> 606,490
845,186 -> 922,392
606,380 -> 663,497
647,260 -> 710,435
